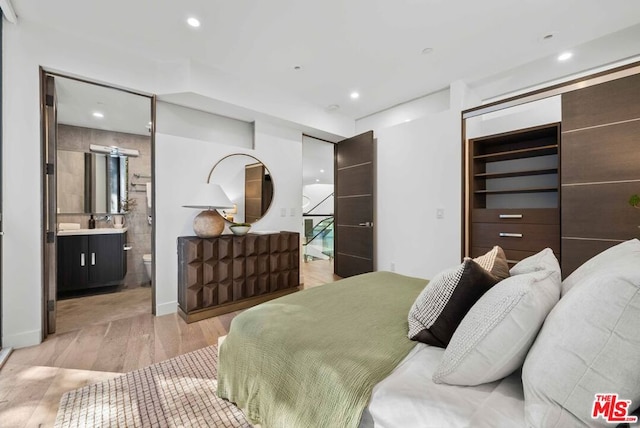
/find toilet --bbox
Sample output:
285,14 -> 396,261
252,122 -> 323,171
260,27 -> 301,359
143,254 -> 152,282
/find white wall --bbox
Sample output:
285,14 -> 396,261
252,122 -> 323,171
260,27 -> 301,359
356,89 -> 450,134
155,104 -> 302,316
375,110 -> 461,279
302,184 -> 334,215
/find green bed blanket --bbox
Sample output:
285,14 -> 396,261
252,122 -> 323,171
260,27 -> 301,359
217,271 -> 428,428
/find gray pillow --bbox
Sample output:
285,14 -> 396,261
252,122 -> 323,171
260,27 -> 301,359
561,238 -> 640,296
408,258 -> 500,348
522,267 -> 640,427
433,269 -> 560,386
510,247 -> 560,276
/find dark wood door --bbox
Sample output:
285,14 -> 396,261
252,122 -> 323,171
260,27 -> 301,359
57,235 -> 88,292
88,234 -> 125,287
334,131 -> 375,277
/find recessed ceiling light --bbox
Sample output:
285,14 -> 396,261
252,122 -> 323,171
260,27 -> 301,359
404,119 -> 411,123
93,112 -> 104,118
539,32 -> 558,43
350,92 -> 360,100
326,104 -> 340,112
315,179 -> 320,183
557,52 -> 573,61
187,17 -> 201,28
320,169 -> 325,173
293,65 -> 302,71
421,47 -> 434,55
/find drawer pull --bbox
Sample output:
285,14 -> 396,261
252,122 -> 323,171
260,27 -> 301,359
80,253 -> 85,266
499,214 -> 523,219
499,232 -> 523,238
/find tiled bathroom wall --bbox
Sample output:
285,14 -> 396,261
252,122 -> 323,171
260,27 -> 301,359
57,124 -> 152,288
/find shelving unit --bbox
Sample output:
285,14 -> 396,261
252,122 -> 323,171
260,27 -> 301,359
466,122 -> 561,264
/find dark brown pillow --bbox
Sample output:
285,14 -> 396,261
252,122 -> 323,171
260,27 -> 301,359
474,246 -> 510,280
407,258 -> 501,348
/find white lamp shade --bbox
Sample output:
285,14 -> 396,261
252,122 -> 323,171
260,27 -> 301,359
183,183 -> 234,209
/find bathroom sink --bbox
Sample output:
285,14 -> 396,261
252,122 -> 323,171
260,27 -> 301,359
57,227 -> 128,236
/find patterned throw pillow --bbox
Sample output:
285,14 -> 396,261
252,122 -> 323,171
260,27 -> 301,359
433,269 -> 561,386
408,258 -> 501,348
473,245 -> 510,280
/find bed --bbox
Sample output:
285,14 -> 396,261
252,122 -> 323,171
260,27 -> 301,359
216,271 -> 525,427
217,240 -> 640,428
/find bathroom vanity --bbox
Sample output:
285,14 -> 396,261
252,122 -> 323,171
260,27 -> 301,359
57,228 -> 128,294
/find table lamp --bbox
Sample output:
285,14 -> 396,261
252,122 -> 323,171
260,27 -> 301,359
183,183 -> 234,238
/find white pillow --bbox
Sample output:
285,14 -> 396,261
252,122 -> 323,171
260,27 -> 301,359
509,248 -> 560,276
432,269 -> 561,386
561,238 -> 640,296
522,268 -> 640,427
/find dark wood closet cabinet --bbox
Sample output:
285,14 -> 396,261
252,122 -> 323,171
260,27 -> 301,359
464,67 -> 640,276
466,123 -> 561,265
560,72 -> 640,275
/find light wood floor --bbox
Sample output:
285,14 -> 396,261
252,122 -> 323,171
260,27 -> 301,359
0,259 -> 338,427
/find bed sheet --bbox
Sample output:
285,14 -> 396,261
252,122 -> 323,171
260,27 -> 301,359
363,344 -> 525,428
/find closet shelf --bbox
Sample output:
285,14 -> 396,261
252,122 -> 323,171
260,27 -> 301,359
474,168 -> 558,179
474,187 -> 558,195
473,145 -> 558,162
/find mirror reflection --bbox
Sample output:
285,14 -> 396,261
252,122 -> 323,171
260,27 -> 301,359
208,154 -> 273,224
57,150 -> 130,214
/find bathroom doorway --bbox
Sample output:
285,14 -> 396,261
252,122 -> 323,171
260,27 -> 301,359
41,71 -> 155,337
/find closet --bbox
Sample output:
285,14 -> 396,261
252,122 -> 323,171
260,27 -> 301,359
463,65 -> 640,276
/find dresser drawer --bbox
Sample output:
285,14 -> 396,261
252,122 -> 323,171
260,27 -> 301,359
472,223 -> 560,253
472,208 -> 559,225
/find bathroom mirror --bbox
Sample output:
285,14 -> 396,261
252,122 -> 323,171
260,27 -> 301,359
57,150 -> 130,214
207,154 -> 274,224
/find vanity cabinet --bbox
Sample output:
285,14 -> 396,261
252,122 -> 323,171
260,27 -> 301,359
57,232 -> 128,293
178,232 -> 300,323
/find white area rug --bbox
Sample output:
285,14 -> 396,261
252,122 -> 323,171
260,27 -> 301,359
55,345 -> 251,427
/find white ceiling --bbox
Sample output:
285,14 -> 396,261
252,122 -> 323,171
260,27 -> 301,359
12,0 -> 640,120
55,76 -> 152,136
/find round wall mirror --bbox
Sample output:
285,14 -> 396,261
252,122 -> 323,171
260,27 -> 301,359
207,154 -> 274,224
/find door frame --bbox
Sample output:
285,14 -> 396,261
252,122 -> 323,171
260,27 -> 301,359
39,69 -> 157,338
0,16 -> 3,349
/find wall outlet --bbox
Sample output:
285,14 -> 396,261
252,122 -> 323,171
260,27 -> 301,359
436,208 -> 444,219
390,262 -> 396,272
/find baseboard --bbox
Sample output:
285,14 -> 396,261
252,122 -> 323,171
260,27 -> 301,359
2,328 -> 41,349
155,300 -> 177,316
0,347 -> 14,369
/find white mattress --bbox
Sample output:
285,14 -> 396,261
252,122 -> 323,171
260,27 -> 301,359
364,344 -> 526,428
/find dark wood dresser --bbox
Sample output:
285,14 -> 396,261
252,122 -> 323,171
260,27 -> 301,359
177,231 -> 300,323
466,123 -> 561,265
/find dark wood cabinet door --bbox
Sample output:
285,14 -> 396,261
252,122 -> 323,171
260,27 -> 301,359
88,234 -> 124,287
57,235 -> 88,291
